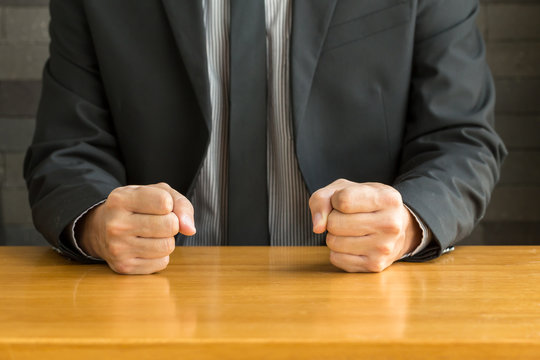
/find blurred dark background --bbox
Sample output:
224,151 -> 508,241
0,0 -> 539,246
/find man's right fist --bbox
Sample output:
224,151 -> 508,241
76,183 -> 196,274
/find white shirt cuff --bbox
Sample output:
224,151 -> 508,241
66,200 -> 106,261
400,204 -> 432,259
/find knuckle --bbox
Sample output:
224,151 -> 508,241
375,242 -> 394,256
381,217 -> 402,235
325,233 -> 337,249
111,259 -> 135,274
330,254 -> 354,273
326,212 -> 339,234
309,190 -> 324,206
329,251 -> 357,273
326,213 -> 339,234
366,258 -> 387,273
156,182 -> 172,190
106,241 -> 124,259
155,256 -> 170,273
167,238 -> 176,254
342,266 -> 357,273
106,219 -> 127,237
105,225 -> 117,238
382,189 -> 402,208
329,251 -> 340,266
160,238 -> 176,255
106,189 -> 125,207
156,191 -> 173,213
333,188 -> 354,212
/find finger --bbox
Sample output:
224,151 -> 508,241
326,210 -> 378,237
127,212 -> 179,238
329,250 -> 391,273
329,250 -> 368,273
327,208 -> 403,237
326,233 -> 396,258
309,179 -> 350,233
331,183 -> 400,214
109,255 -> 171,275
108,186 -> 174,215
151,183 -> 196,236
131,237 -> 176,259
326,233 -> 374,256
103,236 -> 174,262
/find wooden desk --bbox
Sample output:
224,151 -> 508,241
0,246 -> 538,359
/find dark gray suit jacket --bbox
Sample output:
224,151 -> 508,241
24,0 -> 506,262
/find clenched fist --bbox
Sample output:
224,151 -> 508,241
76,183 -> 196,274
309,179 -> 421,273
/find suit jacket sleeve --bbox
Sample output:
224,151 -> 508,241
23,0 -> 123,261
393,0 -> 507,261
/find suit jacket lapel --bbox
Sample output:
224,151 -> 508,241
291,0 -> 337,130
161,0 -> 211,131
161,0 -> 336,136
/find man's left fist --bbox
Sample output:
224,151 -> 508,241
309,179 -> 422,273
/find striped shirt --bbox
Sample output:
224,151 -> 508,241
184,0 -> 325,246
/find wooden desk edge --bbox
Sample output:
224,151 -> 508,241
2,340 -> 539,360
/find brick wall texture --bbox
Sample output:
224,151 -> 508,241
0,0 -> 539,246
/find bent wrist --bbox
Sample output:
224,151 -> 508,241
403,205 -> 422,255
75,204 -> 104,259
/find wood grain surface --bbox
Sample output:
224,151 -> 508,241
0,246 -> 539,359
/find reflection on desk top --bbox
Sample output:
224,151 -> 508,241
0,246 -> 539,360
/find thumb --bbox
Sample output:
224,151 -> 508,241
309,180 -> 347,234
